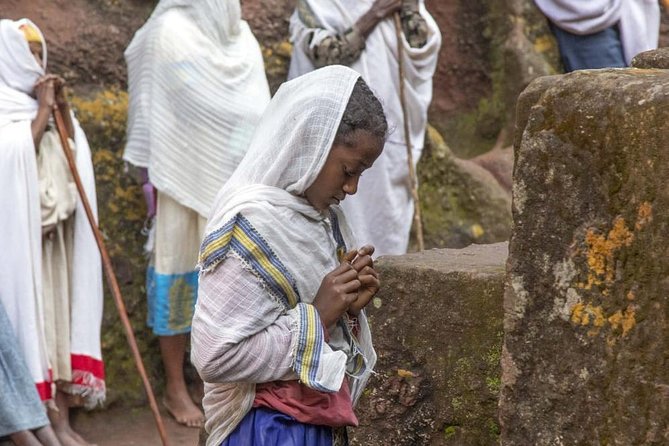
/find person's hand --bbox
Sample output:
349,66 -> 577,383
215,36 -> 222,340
313,261 -> 361,329
372,0 -> 402,20
346,245 -> 380,316
53,75 -> 68,106
34,74 -> 57,110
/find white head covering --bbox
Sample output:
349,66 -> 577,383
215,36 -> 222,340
123,0 -> 271,217
0,19 -> 46,126
205,64 -> 377,403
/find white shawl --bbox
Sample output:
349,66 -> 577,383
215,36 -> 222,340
0,18 -> 105,404
123,0 -> 271,217
534,0 -> 660,64
194,65 -> 377,443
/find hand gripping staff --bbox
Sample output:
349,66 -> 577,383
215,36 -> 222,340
394,12 -> 425,251
52,102 -> 171,446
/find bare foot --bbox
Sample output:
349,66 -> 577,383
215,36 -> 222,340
9,430 -> 42,446
52,428 -> 84,446
65,425 -> 97,446
163,389 -> 204,428
48,391 -> 96,446
35,425 -> 63,446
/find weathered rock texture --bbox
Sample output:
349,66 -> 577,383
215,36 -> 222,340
351,243 -> 507,445
632,47 -> 669,69
501,68 -> 669,445
418,127 -> 512,249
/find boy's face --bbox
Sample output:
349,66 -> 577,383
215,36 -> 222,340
305,129 -> 383,211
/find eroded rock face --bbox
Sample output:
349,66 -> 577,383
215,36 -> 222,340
631,48 -> 669,69
418,127 -> 512,249
351,243 -> 507,445
501,69 -> 669,445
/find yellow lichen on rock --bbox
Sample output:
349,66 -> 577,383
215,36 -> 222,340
582,216 -> 633,289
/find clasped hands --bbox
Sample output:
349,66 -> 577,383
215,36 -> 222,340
313,245 -> 380,330
33,74 -> 67,110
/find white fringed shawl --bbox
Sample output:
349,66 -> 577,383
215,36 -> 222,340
123,0 -> 271,217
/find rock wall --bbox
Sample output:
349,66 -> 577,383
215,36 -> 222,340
501,58 -> 669,444
352,243 -> 507,445
418,127 -> 512,249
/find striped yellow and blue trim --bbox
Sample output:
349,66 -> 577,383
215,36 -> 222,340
328,209 -> 347,261
295,303 -> 330,392
199,214 -> 299,310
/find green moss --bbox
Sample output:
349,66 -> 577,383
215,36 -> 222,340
444,425 -> 458,439
414,126 -> 512,249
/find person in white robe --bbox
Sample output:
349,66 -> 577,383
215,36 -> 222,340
0,18 -> 105,446
123,0 -> 271,427
289,0 -> 441,257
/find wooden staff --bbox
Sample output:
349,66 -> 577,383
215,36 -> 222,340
52,102 -> 171,446
393,13 -> 425,251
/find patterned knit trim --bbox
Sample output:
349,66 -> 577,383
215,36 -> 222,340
329,209 -> 347,261
294,303 -> 330,392
199,213 -> 300,310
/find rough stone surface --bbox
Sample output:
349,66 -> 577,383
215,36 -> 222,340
418,126 -> 512,249
351,243 -> 507,446
631,47 -> 669,69
501,69 -> 669,445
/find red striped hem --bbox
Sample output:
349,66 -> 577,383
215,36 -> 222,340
71,354 -> 105,379
36,368 -> 53,401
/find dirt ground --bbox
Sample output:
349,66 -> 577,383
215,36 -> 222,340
71,405 -> 199,446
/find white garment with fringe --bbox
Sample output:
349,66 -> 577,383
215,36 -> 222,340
123,0 -> 271,218
0,18 -> 105,406
191,66 -> 377,446
288,0 -> 441,256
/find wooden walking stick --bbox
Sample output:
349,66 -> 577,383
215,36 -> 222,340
393,13 -> 425,251
52,102 -> 171,446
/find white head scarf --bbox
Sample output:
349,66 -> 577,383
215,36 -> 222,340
205,64 -> 377,403
0,18 -> 46,125
123,0 -> 271,217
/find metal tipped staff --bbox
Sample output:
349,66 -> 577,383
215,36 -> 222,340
52,102 -> 171,446
394,12 -> 425,251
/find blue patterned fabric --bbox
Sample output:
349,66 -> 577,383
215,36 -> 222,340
0,303 -> 49,437
220,407 -> 338,446
146,266 -> 198,335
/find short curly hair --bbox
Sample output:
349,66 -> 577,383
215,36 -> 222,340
334,77 -> 388,145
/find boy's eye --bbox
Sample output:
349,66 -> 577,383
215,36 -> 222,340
344,167 -> 356,177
